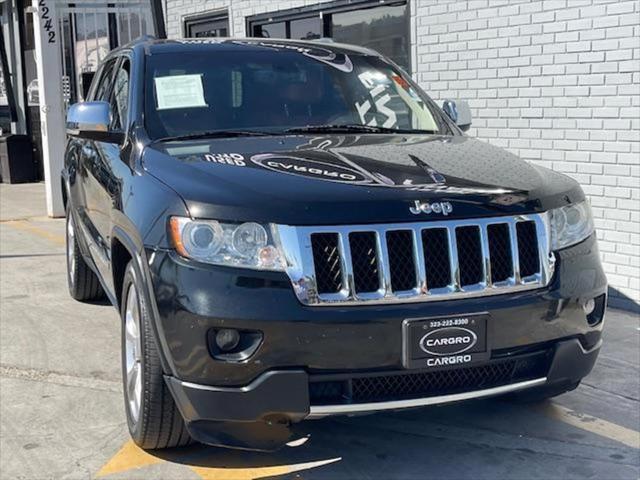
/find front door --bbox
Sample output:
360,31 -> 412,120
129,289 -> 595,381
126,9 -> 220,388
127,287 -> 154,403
73,56 -> 117,282
84,56 -> 131,285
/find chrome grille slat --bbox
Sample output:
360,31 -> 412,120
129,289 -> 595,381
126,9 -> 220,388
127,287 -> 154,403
277,213 -> 554,306
508,221 -> 522,285
448,227 -> 461,292
413,228 -> 428,294
377,231 -> 393,299
480,224 -> 492,287
338,231 -> 354,300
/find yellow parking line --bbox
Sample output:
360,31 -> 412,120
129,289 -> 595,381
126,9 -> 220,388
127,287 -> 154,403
190,457 -> 341,480
95,440 -> 163,477
538,403 -> 640,449
3,220 -> 65,246
94,439 -> 341,479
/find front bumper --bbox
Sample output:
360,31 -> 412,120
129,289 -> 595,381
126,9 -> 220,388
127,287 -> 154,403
143,234 -> 606,449
165,337 -> 601,449
146,234 -> 606,387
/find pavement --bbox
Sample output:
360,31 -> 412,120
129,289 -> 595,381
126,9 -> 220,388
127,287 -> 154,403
0,182 -> 639,480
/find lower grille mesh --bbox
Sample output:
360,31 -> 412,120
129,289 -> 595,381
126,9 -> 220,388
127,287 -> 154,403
456,226 -> 483,286
350,232 -> 380,293
387,230 -> 417,292
309,351 -> 551,406
517,221 -> 541,278
422,228 -> 451,289
488,223 -> 513,282
310,233 -> 342,294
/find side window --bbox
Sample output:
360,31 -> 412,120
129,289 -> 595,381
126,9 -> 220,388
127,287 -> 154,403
110,60 -> 130,131
92,59 -> 117,102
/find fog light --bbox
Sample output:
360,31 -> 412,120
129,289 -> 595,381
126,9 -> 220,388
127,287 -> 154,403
207,328 -> 263,361
583,298 -> 596,315
215,329 -> 240,352
586,294 -> 606,327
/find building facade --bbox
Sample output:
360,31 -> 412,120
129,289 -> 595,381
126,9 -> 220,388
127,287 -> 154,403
1,0 -> 154,182
163,0 -> 640,310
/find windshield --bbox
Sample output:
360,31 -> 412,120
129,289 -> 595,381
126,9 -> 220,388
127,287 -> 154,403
144,45 -> 453,140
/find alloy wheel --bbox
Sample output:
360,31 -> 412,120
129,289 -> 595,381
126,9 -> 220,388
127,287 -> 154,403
124,285 -> 143,423
66,215 -> 76,286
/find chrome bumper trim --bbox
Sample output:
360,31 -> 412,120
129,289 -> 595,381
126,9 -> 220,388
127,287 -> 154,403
307,377 -> 547,418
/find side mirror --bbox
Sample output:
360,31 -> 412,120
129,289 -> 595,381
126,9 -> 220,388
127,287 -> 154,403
66,101 -> 124,143
442,99 -> 472,132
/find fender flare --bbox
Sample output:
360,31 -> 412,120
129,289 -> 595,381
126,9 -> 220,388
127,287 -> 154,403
112,226 -> 177,377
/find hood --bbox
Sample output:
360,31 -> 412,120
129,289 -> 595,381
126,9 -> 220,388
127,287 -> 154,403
142,134 -> 583,225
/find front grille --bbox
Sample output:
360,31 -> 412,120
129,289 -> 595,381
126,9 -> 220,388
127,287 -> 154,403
517,221 -> 540,278
487,223 -> 513,283
349,232 -> 380,293
422,228 -> 451,289
309,350 -> 551,406
296,214 -> 552,306
386,230 -> 417,292
310,233 -> 342,294
456,226 -> 483,286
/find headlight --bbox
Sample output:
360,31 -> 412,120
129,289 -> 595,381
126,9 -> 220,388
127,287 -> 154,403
169,217 -> 285,270
550,201 -> 595,250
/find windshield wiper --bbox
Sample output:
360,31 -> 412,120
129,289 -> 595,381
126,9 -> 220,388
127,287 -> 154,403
284,124 -> 439,135
154,130 -> 276,142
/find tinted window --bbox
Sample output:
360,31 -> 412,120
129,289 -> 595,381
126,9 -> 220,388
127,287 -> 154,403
185,14 -> 229,37
248,2 -> 410,71
111,59 -> 130,130
92,59 -> 117,102
144,46 -> 448,140
256,22 -> 286,38
290,17 -> 321,40
332,4 -> 410,71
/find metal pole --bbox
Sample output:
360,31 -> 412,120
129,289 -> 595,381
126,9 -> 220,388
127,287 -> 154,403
150,0 -> 166,39
31,0 -> 65,217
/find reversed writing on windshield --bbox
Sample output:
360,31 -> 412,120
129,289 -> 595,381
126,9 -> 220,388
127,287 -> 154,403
355,71 -> 398,129
204,153 -> 246,166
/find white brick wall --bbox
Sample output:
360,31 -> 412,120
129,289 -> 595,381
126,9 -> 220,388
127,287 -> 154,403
414,0 -> 640,309
165,0 -> 314,38
165,0 -> 640,309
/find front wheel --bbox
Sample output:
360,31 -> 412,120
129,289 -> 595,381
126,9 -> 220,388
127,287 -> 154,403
121,261 -> 191,449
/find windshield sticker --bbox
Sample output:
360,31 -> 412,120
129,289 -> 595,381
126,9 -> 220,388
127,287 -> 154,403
154,74 -> 207,110
355,71 -> 398,128
247,151 -> 515,195
204,153 -> 246,166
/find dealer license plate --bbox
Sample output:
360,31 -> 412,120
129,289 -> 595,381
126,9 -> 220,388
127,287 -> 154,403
402,314 -> 490,370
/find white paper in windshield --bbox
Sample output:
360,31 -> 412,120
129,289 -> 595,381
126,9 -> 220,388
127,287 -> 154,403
154,74 -> 207,110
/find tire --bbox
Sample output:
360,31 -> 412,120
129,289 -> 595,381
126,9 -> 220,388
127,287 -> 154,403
505,380 -> 580,404
66,207 -> 104,301
121,261 -> 192,449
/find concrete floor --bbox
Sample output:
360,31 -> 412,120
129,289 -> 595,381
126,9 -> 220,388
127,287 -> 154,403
0,183 -> 638,480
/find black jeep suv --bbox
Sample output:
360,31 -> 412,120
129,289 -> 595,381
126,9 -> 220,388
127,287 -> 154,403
62,38 -> 607,451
